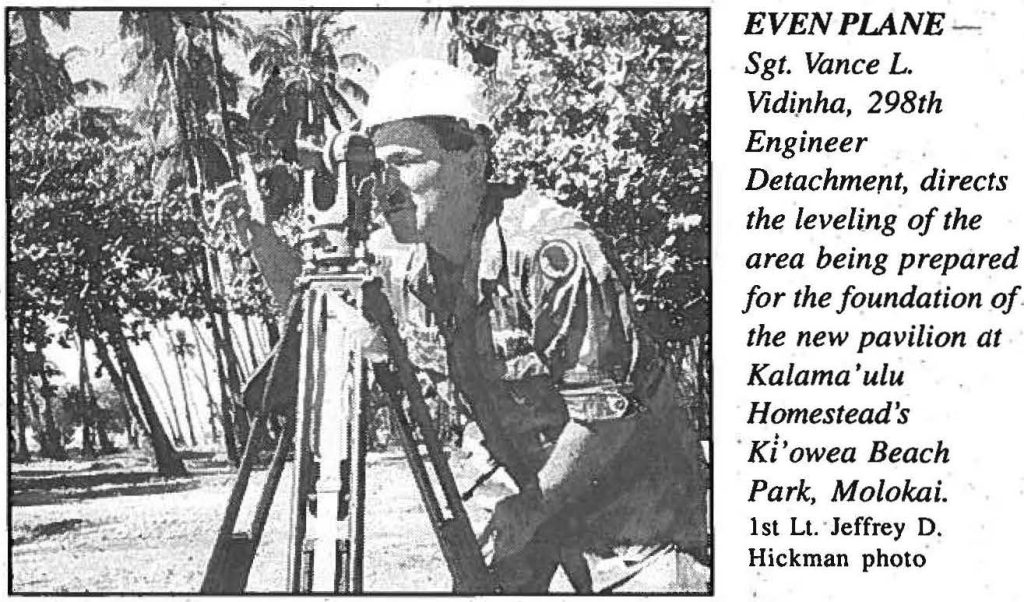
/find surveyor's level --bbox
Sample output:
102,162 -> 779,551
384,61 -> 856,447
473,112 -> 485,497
201,272 -> 498,593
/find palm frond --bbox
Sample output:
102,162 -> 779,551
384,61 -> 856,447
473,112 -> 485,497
41,9 -> 71,30
248,10 -> 370,146
262,28 -> 300,57
337,79 -> 369,106
249,49 -> 268,76
211,13 -> 252,52
331,24 -> 357,44
72,78 -> 109,96
336,52 -> 378,77
59,45 -> 89,64
419,11 -> 436,30
324,85 -> 357,123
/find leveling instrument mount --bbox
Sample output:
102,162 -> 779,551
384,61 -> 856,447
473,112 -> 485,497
200,133 -> 499,594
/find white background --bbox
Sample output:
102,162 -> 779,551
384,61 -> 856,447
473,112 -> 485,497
712,1 -> 1024,600
3,1 -> 1021,599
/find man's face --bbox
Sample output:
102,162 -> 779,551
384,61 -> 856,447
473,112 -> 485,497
372,119 -> 485,248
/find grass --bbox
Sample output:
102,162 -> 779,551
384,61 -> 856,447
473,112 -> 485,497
10,448 -> 708,593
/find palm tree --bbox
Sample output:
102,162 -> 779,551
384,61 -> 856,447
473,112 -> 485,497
207,11 -> 251,178
64,48 -> 111,99
8,10 -> 108,119
120,10 -> 249,462
248,10 -> 375,158
119,11 -> 241,190
420,11 -> 461,66
419,10 -> 499,68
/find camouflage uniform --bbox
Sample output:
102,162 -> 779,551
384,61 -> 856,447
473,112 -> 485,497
374,183 -> 708,592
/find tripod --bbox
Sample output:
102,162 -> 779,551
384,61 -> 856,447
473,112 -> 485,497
200,135 -> 498,594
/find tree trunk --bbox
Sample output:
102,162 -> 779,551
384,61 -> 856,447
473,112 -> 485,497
144,370 -> 185,446
182,54 -> 247,399
188,255 -> 237,457
207,11 -> 240,179
79,389 -> 96,458
215,307 -> 250,455
183,129 -> 247,457
209,318 -> 241,462
169,36 -> 246,460
197,310 -> 240,460
139,368 -> 179,441
189,321 -> 221,443
93,334 -> 148,438
95,415 -> 114,454
79,328 -> 115,455
201,246 -> 249,454
165,325 -> 199,446
77,323 -> 97,458
20,358 -> 46,453
111,361 -> 144,449
13,354 -> 31,461
146,335 -> 189,447
168,49 -> 243,458
105,324 -> 188,477
241,315 -> 261,370
229,318 -> 252,376
128,419 -> 140,449
36,363 -> 68,460
188,101 -> 250,452
100,351 -> 140,449
122,402 -> 139,449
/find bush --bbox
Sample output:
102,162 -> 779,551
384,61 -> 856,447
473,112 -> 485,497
450,10 -> 709,345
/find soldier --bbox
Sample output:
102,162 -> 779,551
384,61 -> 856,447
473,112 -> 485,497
220,58 -> 707,593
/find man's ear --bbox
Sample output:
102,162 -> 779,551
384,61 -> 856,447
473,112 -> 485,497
470,142 -> 488,181
467,131 -> 491,181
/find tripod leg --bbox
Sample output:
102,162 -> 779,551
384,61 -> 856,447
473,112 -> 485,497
309,291 -> 354,592
374,365 -> 447,528
287,289 -> 320,592
363,282 -> 498,593
290,283 -> 369,593
248,418 -> 293,548
347,373 -> 368,591
200,411 -> 269,594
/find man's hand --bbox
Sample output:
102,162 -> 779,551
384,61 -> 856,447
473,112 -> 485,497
478,491 -> 547,564
476,418 -> 639,566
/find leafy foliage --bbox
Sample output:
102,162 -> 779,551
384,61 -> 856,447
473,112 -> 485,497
449,11 -> 709,344
7,10 -> 106,120
119,11 -> 245,192
9,107 -> 204,470
248,10 -> 376,158
119,11 -> 246,119
55,384 -> 123,446
9,108 -> 207,344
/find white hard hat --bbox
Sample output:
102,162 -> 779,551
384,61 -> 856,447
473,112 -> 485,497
362,58 -> 489,133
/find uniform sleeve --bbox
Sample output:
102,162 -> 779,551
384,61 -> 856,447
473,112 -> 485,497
523,228 -> 640,423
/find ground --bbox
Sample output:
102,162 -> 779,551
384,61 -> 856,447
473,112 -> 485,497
10,449 -> 709,593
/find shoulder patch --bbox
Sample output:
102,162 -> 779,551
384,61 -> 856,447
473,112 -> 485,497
537,239 -> 577,280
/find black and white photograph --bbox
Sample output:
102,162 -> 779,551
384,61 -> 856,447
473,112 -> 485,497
6,7 -> 710,594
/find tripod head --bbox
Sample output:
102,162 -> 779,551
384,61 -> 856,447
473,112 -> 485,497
301,132 -> 381,271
